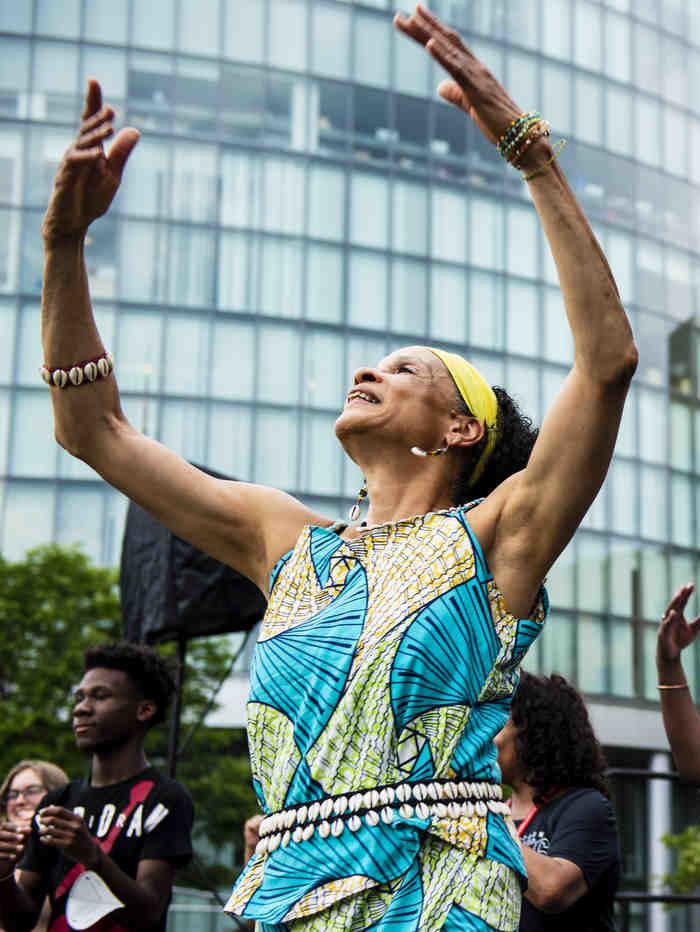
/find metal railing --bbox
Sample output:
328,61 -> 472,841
608,767 -> 700,932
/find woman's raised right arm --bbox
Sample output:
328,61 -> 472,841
41,80 -> 326,592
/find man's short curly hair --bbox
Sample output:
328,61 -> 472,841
450,386 -> 539,504
84,642 -> 176,728
510,671 -> 610,802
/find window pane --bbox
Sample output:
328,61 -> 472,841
120,139 -> 170,218
2,483 -> 55,559
56,487 -> 105,559
547,539 -> 576,609
539,611 -> 575,680
640,465 -> 667,540
610,541 -> 637,618
132,0 -> 175,49
610,459 -> 638,536
430,265 -> 467,344
119,222 -> 167,303
260,238 -> 303,319
257,325 -> 300,404
348,251 -> 387,329
604,11 -> 630,82
606,86 -> 634,158
11,392 -> 56,476
302,330 -> 344,409
391,259 -> 426,336
300,412 -> 342,495
641,546 -> 667,620
224,0 -> 264,63
163,316 -> 210,396
33,42 -> 79,94
220,151 -> 262,229
171,144 -> 217,222
354,12 -> 390,88
469,271 -> 504,351
307,244 -> 343,324
218,233 -> 258,312
541,0 -> 571,60
577,533 -> 607,614
393,181 -> 428,255
263,158 -> 305,235
611,620 -> 634,697
578,615 -> 606,693
255,410 -> 298,488
470,197 -> 503,271
312,3 -> 350,79
178,0 -> 219,55
211,320 -> 254,400
506,206 -> 538,279
309,165 -> 345,241
351,172 -> 388,248
36,0 -> 79,37
574,2 -> 601,70
639,390 -> 667,465
0,301 -> 16,382
269,0 -> 307,72
671,474 -> 693,548
541,64 -> 571,135
84,0 -> 128,44
506,282 -> 538,357
208,404 -> 252,480
15,304 -> 40,386
670,401 -> 692,471
0,1 -> 31,33
576,75 -> 602,146
167,228 -> 216,307
392,26 -> 429,95
115,312 -> 163,392
432,189 -> 467,263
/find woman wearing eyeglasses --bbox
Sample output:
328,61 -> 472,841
0,760 -> 68,932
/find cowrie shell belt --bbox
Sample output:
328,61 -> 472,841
255,778 -> 508,855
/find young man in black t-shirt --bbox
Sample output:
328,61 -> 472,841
0,642 -> 194,932
495,672 -> 620,932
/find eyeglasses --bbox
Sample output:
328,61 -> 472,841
5,785 -> 46,802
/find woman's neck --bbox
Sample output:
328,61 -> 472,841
509,781 -> 538,820
357,460 -> 456,529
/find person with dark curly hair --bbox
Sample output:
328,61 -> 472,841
37,4 -> 636,928
0,642 -> 193,932
495,672 -> 620,931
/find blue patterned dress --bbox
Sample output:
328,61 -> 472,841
225,502 -> 548,931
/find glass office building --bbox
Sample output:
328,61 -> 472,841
2,0 -> 700,921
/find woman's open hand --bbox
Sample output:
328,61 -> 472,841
658,583 -> 700,666
395,4 -> 551,168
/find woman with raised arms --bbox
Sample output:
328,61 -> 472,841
39,6 -> 636,930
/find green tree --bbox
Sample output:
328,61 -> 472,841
0,544 -> 257,887
663,825 -> 700,895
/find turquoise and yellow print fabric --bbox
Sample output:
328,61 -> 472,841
225,504 -> 548,930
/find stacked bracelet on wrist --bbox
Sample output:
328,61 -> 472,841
40,351 -> 114,389
496,110 -> 565,181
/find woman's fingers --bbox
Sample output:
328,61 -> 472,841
81,78 -> 103,122
75,123 -> 114,150
393,11 -> 431,45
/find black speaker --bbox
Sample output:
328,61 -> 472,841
120,465 -> 267,644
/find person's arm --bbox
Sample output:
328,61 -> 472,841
520,846 -> 587,913
396,7 -> 637,617
34,805 -> 174,927
657,584 -> 700,782
42,79 -> 328,593
0,821 -> 43,931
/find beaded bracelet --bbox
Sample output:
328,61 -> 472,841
510,122 -> 551,168
522,138 -> 567,181
40,350 -> 114,389
498,112 -> 540,158
501,116 -> 543,160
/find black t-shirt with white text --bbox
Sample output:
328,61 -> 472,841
20,766 -> 193,932
515,788 -> 620,932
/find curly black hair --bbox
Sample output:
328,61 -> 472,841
451,386 -> 539,505
510,671 -> 610,801
84,642 -> 176,728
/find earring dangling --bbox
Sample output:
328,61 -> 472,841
349,478 -> 368,522
410,445 -> 449,457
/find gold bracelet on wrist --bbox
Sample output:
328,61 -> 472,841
657,682 -> 690,690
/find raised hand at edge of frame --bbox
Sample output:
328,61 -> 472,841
42,78 -> 140,246
0,821 -> 31,879
394,5 -> 553,169
657,583 -> 700,666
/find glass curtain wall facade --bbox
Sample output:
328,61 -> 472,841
2,2 -> 700,708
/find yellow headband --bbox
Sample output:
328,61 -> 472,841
422,347 -> 499,487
